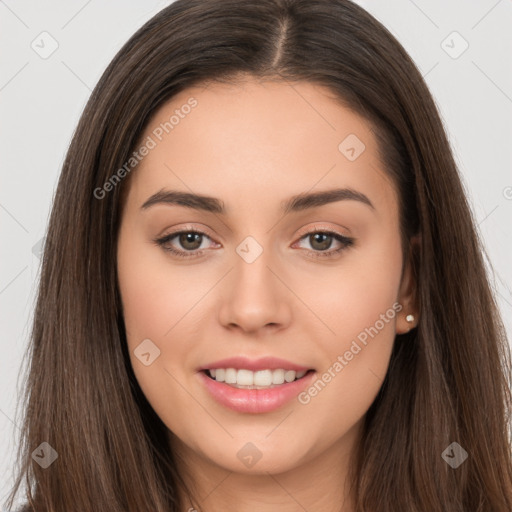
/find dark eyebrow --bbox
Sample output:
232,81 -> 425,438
281,187 -> 374,214
140,187 -> 374,214
141,189 -> 224,213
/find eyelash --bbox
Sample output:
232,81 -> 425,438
153,228 -> 354,260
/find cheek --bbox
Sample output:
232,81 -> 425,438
302,230 -> 403,345
117,225 -> 212,344
116,226 -> 200,385
295,234 -> 403,423
117,231 -> 210,438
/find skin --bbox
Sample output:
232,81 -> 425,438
117,77 -> 419,512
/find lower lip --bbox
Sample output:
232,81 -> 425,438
198,370 -> 316,413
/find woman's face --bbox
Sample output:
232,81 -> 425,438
117,78 -> 416,477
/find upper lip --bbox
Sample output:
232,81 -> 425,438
198,356 -> 312,372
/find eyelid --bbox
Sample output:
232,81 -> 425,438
158,222 -> 349,244
158,223 -> 217,240
154,222 -> 354,259
295,222 -> 351,239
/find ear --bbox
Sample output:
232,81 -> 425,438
396,234 -> 421,334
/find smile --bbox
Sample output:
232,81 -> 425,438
205,368 -> 309,388
198,368 -> 316,413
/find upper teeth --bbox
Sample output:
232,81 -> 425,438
209,368 -> 307,386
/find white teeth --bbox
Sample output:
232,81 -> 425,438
254,370 -> 272,386
237,369 -> 254,386
225,368 -> 237,384
272,369 -> 285,384
284,370 -> 296,383
207,367 -> 309,387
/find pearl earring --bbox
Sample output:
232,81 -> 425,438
406,314 -> 415,323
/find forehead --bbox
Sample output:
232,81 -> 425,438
125,79 -> 398,218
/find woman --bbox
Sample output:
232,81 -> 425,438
6,0 -> 512,510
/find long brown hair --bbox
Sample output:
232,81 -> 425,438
6,0 -> 512,510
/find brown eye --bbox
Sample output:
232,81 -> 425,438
308,233 -> 334,251
154,230 -> 215,259
295,230 -> 354,259
178,232 -> 203,250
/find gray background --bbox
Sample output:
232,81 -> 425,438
1,0 -> 511,506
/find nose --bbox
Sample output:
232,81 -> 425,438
217,247 -> 292,335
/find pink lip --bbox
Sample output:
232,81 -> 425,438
198,356 -> 311,372
198,370 -> 317,414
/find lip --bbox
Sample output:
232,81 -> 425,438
198,356 -> 311,372
198,369 -> 317,414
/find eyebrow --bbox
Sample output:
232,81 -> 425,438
140,187 -> 375,214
